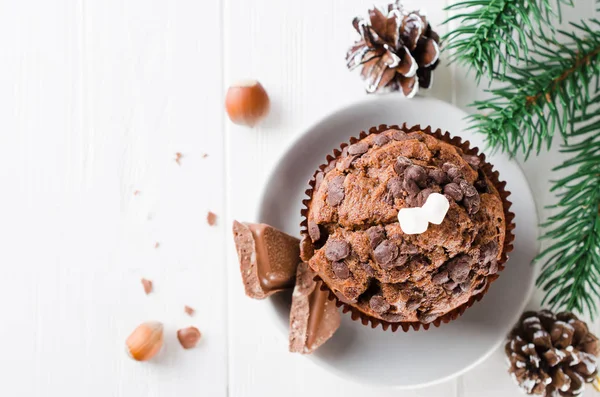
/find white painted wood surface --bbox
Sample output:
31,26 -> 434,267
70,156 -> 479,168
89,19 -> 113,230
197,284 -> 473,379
1,0 -> 597,396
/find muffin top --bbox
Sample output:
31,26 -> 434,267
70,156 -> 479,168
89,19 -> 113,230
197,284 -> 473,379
302,128 -> 505,324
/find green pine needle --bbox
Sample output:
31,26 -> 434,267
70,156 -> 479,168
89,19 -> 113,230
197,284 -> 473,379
468,20 -> 600,158
535,94 -> 600,318
442,0 -> 571,83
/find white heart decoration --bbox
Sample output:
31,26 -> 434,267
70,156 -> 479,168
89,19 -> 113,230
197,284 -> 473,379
398,193 -> 450,235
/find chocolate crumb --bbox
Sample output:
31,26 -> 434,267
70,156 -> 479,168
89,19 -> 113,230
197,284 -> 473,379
141,278 -> 153,295
207,211 -> 218,226
177,326 -> 201,349
184,306 -> 195,316
175,152 -> 183,165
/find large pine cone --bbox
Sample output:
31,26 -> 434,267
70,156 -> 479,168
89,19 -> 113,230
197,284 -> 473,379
505,310 -> 599,396
346,1 -> 440,97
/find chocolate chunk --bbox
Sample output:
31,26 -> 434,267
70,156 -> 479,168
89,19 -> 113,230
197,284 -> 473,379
405,164 -> 427,184
325,239 -> 350,261
443,183 -> 463,201
393,254 -> 409,267
326,175 -> 346,206
480,240 -> 499,264
400,242 -> 419,255
373,134 -> 390,146
332,261 -> 350,279
447,254 -> 471,283
348,142 -> 369,155
373,240 -> 399,267
289,263 -> 341,354
432,270 -> 449,285
383,190 -> 395,206
418,311 -> 439,324
394,156 -> 412,174
369,295 -> 391,313
387,177 -> 404,199
442,162 -> 456,172
428,169 -> 448,185
459,179 -> 478,197
233,221 -> 300,299
366,226 -> 386,250
391,130 -> 407,140
403,178 -> 420,196
442,163 -> 462,180
463,194 -> 481,215
307,219 -> 321,243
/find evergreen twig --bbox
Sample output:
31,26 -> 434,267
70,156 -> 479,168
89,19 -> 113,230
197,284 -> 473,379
536,93 -> 600,317
467,20 -> 600,158
442,0 -> 570,82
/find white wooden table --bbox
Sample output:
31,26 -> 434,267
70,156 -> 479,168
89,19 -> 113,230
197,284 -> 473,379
2,1 -> 598,396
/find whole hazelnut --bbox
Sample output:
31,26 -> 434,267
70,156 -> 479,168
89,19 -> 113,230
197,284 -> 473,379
126,321 -> 164,361
177,326 -> 202,349
225,80 -> 270,127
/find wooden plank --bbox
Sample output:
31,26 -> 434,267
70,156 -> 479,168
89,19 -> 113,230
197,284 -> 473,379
0,1 -> 226,395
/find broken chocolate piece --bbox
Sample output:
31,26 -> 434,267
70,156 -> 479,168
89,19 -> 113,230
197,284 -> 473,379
232,221 -> 300,299
289,263 -> 341,354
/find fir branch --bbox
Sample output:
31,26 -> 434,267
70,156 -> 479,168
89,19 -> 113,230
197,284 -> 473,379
442,0 -> 570,82
467,19 -> 600,158
536,93 -> 600,317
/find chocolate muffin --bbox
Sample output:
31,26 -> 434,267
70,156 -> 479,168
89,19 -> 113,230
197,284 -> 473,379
300,124 -> 513,330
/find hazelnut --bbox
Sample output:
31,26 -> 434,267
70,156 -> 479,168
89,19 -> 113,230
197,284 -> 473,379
225,80 -> 270,127
177,326 -> 202,349
126,321 -> 164,361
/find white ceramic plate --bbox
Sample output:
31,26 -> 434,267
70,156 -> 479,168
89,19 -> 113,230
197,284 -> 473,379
256,96 -> 538,389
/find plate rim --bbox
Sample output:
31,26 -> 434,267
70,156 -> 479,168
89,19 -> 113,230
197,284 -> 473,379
254,95 -> 540,389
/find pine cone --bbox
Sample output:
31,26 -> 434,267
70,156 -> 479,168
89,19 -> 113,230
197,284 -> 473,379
505,310 -> 599,396
346,1 -> 440,97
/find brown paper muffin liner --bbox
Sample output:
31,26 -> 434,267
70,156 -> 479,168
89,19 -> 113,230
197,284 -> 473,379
299,123 -> 516,332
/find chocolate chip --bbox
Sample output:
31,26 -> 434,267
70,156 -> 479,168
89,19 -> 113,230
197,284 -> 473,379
462,154 -> 481,168
325,239 -> 350,261
443,183 -> 463,201
336,154 -> 357,171
393,254 -> 409,267
418,311 -> 439,324
373,240 -> 399,267
360,262 -> 376,276
447,254 -> 471,283
416,188 -> 433,207
332,261 -> 350,279
394,156 -> 412,174
442,163 -> 455,172
387,177 -> 404,199
400,243 -> 419,255
308,219 -> 321,242
406,298 -> 421,311
447,167 -> 462,180
432,270 -> 449,284
443,280 -> 457,290
403,178 -> 420,197
480,241 -> 499,263
369,295 -> 390,313
373,134 -> 390,146
348,142 -> 369,156
391,130 -> 407,140
314,171 -> 324,192
326,175 -> 345,206
428,169 -> 448,185
405,165 -> 427,184
383,190 -> 395,206
459,180 -> 478,197
463,194 -> 481,215
366,226 -> 385,250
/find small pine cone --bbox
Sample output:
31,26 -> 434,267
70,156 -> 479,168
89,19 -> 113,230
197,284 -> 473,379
505,310 -> 599,396
345,0 -> 440,97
